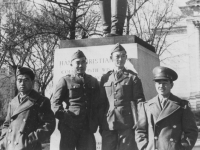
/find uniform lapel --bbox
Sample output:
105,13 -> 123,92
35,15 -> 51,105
148,96 -> 162,121
108,71 -> 115,83
72,74 -> 82,84
156,94 -> 180,123
11,90 -> 37,118
84,74 -> 90,85
10,96 -> 20,114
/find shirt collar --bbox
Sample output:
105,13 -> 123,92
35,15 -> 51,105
113,67 -> 125,73
158,93 -> 171,103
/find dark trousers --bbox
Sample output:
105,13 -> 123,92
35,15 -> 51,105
99,0 -> 127,35
102,129 -> 138,150
59,125 -> 96,150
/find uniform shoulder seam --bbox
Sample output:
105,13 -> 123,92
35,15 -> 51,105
106,70 -> 112,74
126,69 -> 137,74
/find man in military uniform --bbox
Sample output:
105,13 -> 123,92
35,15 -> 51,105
99,0 -> 127,36
135,66 -> 198,150
0,66 -> 55,150
52,50 -> 99,150
99,43 -> 145,150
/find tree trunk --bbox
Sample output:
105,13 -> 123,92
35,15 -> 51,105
126,6 -> 131,35
69,0 -> 80,39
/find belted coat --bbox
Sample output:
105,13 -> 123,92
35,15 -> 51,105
99,69 -> 145,131
135,94 -> 198,150
52,73 -> 100,133
0,90 -> 56,150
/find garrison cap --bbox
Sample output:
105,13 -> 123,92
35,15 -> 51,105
71,50 -> 86,62
153,66 -> 178,81
111,43 -> 126,55
16,66 -> 35,80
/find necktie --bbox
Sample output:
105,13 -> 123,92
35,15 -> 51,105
78,74 -> 85,83
115,71 -> 123,80
19,94 -> 27,103
161,99 -> 167,109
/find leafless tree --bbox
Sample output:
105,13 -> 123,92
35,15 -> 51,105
25,34 -> 59,96
126,0 -> 149,35
126,0 -> 183,57
0,1 -> 58,96
39,0 -> 101,39
0,70 -> 15,121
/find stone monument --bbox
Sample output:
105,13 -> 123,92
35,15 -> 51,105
50,35 -> 159,150
99,0 -> 127,36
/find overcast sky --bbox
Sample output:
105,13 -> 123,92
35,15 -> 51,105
176,0 -> 188,6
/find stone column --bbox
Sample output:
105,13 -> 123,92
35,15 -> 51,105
187,18 -> 200,108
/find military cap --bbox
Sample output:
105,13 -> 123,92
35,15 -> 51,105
153,66 -> 178,81
16,66 -> 35,80
71,50 -> 86,62
111,43 -> 126,55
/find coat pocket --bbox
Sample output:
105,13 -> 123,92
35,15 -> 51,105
120,107 -> 133,125
168,139 -> 183,150
122,81 -> 132,98
104,81 -> 112,96
15,133 -> 28,150
69,83 -> 82,98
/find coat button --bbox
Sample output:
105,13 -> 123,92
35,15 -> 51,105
9,129 -> 12,132
7,140 -> 11,144
14,142 -> 18,145
154,136 -> 158,140
10,119 -> 13,122
23,119 -> 26,122
173,125 -> 177,128
170,138 -> 173,141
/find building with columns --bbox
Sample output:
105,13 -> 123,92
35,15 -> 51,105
159,0 -> 200,110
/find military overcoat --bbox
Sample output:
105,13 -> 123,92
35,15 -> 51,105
135,94 -> 198,150
99,69 -> 145,130
0,90 -> 56,150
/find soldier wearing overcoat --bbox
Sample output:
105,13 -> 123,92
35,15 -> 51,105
52,50 -> 100,150
135,66 -> 198,150
99,43 -> 145,150
0,66 -> 56,150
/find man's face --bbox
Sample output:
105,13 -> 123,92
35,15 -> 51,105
155,79 -> 173,97
71,57 -> 87,74
16,74 -> 33,95
111,51 -> 127,68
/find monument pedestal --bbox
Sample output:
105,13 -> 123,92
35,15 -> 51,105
50,35 -> 159,150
